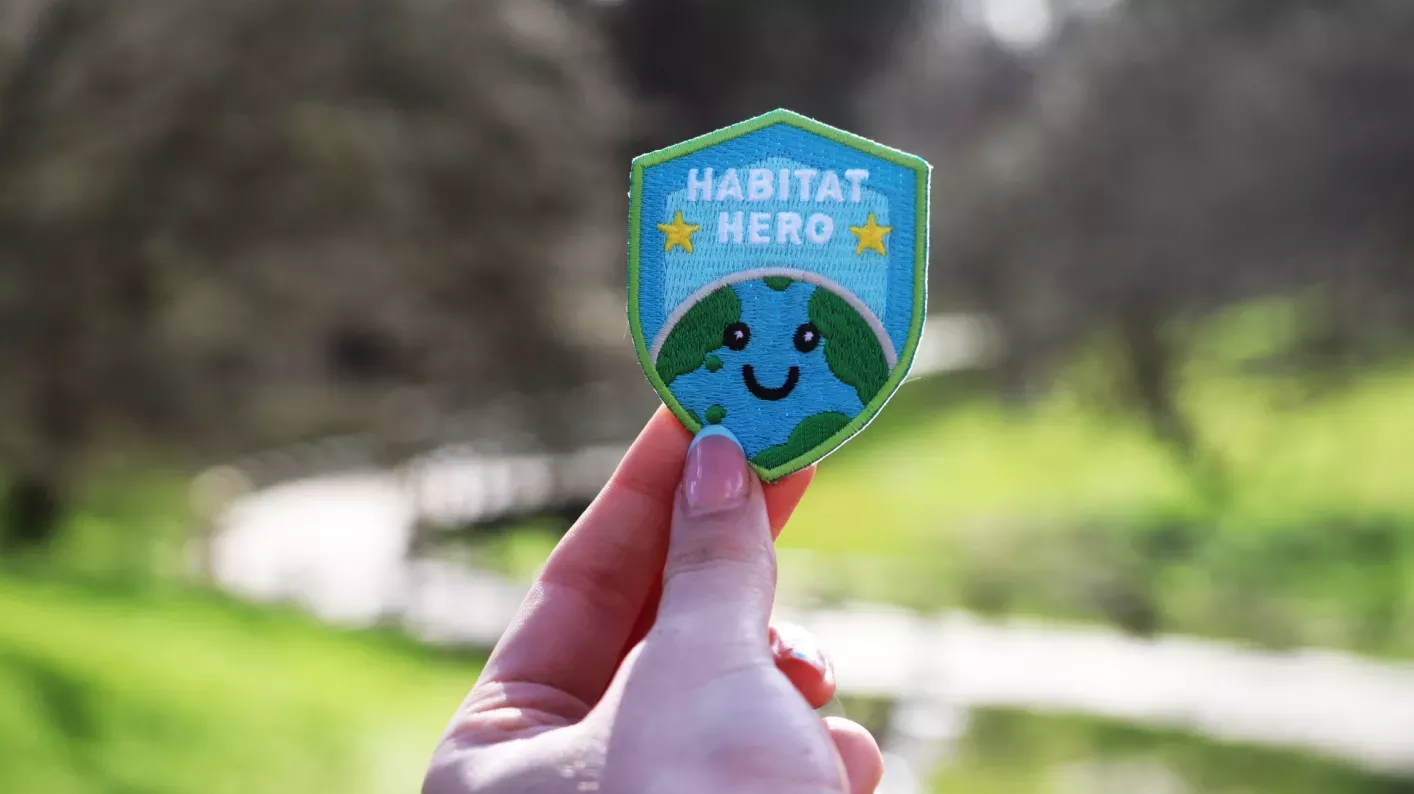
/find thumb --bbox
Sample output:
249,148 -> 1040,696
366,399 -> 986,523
654,426 -> 776,646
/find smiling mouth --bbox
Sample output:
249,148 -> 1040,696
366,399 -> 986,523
742,365 -> 800,401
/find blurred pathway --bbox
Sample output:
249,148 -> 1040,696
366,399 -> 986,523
776,604 -> 1414,782
199,312 -> 1406,791
206,469 -> 1414,789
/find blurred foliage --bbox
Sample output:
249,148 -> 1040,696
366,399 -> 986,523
464,298 -> 1414,657
779,299 -> 1414,654
41,472 -> 190,582
0,0 -> 927,547
605,0 -> 921,152
0,574 -> 484,794
894,0 -> 1414,455
2,0 -> 1412,545
0,0 -> 628,545
3,0 -> 1414,790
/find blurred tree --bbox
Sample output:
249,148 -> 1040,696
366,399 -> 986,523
602,0 -> 924,154
0,0 -> 627,548
913,0 -> 1414,458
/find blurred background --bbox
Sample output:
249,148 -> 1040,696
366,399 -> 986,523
2,0 -> 1413,791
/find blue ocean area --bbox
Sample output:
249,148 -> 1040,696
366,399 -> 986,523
671,280 -> 865,457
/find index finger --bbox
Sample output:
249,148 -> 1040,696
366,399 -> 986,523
615,463 -> 813,663
471,407 -> 815,715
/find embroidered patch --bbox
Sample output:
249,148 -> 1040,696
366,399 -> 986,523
627,109 -> 931,482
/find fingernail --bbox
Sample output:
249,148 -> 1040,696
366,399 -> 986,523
793,644 -> 832,678
773,623 -> 830,676
683,426 -> 750,517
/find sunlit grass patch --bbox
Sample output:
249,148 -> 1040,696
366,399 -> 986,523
0,576 -> 482,794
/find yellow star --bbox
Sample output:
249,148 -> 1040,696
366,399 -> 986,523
849,213 -> 892,256
658,211 -> 700,254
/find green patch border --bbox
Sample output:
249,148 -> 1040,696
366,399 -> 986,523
627,108 -> 931,482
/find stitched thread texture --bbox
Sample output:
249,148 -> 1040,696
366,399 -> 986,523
628,109 -> 929,480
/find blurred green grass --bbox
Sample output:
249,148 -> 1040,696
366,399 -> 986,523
792,340 -> 1414,558
769,301 -> 1414,655
469,313 -> 1414,653
926,709 -> 1405,794
777,364 -> 1414,638
0,575 -> 482,794
3,298 -> 1410,791
36,299 -> 1413,652
44,474 -> 193,583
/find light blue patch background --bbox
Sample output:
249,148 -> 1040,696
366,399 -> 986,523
671,280 -> 865,457
637,123 -> 920,356
662,155 -> 891,324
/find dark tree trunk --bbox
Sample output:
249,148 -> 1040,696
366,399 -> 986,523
1119,308 -> 1236,507
0,474 -> 65,551
1118,308 -> 1193,456
0,0 -> 94,556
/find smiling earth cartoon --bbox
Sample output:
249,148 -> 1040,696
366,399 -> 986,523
655,275 -> 889,468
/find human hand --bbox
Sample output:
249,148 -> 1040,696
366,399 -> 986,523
424,408 -> 884,794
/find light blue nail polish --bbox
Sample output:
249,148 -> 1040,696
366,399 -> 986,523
688,424 -> 744,454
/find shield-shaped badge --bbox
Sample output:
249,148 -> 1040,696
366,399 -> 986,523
628,109 -> 930,481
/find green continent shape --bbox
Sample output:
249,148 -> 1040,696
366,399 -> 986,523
763,276 -> 794,291
706,405 -> 727,424
655,286 -> 741,386
751,412 -> 851,470
705,356 -> 723,373
808,288 -> 890,405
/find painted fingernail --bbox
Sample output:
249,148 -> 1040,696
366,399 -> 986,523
683,426 -> 750,517
774,623 -> 830,676
792,644 -> 829,675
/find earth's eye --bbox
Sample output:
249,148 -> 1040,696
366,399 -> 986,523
723,322 -> 751,351
793,322 -> 821,354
